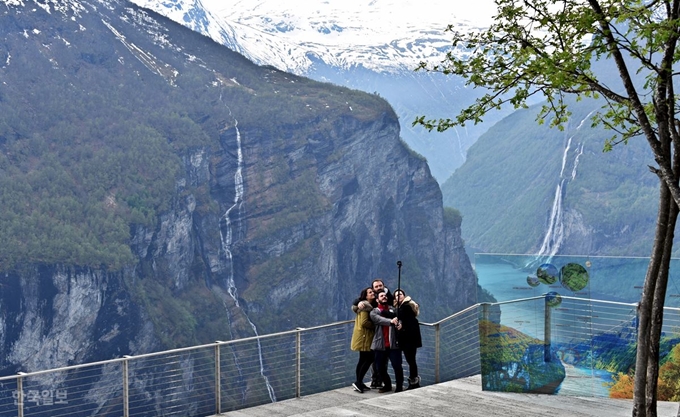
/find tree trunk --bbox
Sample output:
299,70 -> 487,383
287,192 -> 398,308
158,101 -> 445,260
646,200 -> 677,417
633,180 -> 675,417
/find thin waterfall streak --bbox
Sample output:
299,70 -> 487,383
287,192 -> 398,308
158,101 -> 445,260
551,182 -> 565,255
566,110 -> 593,181
249,319 -> 277,401
222,306 -> 247,404
571,143 -> 584,180
454,127 -> 466,161
216,117 -> 247,403
535,111 -> 594,259
559,137 -> 572,178
537,181 -> 564,258
534,178 -> 568,263
218,116 -> 276,402
577,110 -> 596,130
221,119 -> 243,304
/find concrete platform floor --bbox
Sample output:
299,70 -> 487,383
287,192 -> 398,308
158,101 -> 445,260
216,375 -> 680,417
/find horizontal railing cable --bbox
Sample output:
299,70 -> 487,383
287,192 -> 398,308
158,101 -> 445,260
4,297 -> 680,416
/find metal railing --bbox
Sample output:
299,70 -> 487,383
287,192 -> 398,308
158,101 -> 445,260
0,305 -> 479,417
1,296 -> 678,416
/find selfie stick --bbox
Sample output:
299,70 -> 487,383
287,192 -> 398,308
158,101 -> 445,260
397,260 -> 402,293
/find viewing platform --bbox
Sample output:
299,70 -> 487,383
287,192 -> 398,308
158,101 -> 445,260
217,375 -> 680,417
219,375 -> 680,417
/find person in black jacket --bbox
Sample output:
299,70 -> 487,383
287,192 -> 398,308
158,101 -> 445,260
394,289 -> 422,389
353,279 -> 394,308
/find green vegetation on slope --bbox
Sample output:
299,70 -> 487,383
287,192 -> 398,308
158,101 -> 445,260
0,5 -> 392,271
441,98 -> 658,256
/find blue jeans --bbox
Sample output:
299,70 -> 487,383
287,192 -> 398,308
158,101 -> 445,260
374,349 -> 403,390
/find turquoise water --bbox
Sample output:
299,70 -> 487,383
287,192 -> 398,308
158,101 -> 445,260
477,261 -> 547,338
475,253 -> 680,307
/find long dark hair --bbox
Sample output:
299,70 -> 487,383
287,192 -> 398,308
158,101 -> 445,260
394,289 -> 406,307
359,287 -> 377,307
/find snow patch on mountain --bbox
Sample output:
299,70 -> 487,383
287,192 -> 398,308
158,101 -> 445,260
129,0 -> 496,74
1,0 -> 86,15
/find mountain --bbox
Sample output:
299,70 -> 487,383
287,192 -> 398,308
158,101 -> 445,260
441,97 -> 660,257
136,0 -> 663,259
128,0 -> 511,183
130,0 -> 497,74
0,0 -> 475,396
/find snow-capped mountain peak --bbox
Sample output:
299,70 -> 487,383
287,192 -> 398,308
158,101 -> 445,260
130,0 -> 496,74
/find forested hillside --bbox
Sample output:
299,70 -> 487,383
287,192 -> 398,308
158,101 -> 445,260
0,2 -> 388,271
442,97 -> 659,257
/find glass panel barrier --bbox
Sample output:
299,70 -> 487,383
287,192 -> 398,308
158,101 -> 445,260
475,253 -> 680,399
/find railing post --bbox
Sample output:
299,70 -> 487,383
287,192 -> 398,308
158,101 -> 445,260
295,328 -> 303,398
123,355 -> 131,417
544,296 -> 552,362
215,341 -> 222,414
16,372 -> 25,417
434,323 -> 441,383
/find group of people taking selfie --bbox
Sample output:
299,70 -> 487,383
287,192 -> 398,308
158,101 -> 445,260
350,279 -> 422,393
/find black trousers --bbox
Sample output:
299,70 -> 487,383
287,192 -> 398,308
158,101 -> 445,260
370,352 -> 388,383
402,347 -> 418,379
374,349 -> 403,389
355,351 -> 374,384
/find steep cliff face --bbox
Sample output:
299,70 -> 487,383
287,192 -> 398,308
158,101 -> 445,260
0,0 -> 476,382
0,266 -> 152,374
236,113 -> 476,328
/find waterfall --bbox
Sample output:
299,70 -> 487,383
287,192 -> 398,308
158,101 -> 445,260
219,118 -> 277,402
535,111 -> 594,262
536,177 -> 566,260
571,143 -> 584,180
453,126 -> 468,162
221,118 -> 244,304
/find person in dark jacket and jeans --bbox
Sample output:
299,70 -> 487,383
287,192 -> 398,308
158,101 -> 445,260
394,289 -> 422,389
370,291 -> 404,393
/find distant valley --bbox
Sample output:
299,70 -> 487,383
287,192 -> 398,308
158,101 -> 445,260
442,98 -> 660,257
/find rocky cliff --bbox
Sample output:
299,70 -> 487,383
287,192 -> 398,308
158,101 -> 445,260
0,0 -> 476,383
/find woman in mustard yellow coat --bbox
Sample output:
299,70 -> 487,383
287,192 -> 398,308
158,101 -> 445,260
350,287 -> 376,393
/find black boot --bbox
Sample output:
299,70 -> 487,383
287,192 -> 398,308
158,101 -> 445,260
378,373 -> 392,393
378,385 -> 392,393
395,376 -> 404,392
406,376 -> 421,390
